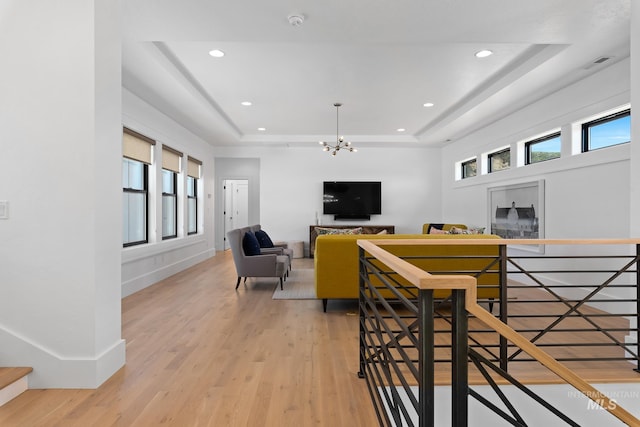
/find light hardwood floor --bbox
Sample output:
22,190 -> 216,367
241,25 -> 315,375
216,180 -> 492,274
0,252 -> 378,426
1,250 -> 638,426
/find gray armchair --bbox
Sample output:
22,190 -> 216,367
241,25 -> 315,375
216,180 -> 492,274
227,227 -> 290,290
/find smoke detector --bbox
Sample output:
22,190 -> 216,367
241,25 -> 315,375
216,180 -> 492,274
288,14 -> 305,27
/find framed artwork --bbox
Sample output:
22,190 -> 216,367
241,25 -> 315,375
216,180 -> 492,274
487,180 -> 545,252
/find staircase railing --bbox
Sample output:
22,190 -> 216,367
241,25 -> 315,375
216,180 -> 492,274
357,238 -> 640,427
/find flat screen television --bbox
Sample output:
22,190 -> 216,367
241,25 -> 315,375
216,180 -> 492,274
323,181 -> 381,219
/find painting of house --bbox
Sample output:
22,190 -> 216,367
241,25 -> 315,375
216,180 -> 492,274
493,202 -> 539,238
488,181 -> 544,242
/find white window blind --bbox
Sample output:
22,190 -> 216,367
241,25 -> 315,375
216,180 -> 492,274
123,127 -> 155,164
162,145 -> 182,173
187,156 -> 202,178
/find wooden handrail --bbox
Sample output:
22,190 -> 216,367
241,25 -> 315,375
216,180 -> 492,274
362,237 -> 640,246
467,304 -> 640,427
357,239 -> 640,426
359,240 -> 477,291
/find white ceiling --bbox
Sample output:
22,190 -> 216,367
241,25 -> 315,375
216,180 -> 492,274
121,0 -> 631,148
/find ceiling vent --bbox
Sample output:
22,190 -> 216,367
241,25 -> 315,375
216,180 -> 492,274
582,56 -> 613,70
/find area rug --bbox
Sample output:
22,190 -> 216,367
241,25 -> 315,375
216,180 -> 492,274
272,268 -> 317,300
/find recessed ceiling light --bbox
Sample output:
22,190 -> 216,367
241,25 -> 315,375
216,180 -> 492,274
241,101 -> 252,106
258,127 -> 266,131
397,128 -> 406,132
423,102 -> 434,107
208,49 -> 225,58
475,49 -> 493,58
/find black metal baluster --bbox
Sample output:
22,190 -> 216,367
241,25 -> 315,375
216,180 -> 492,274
419,289 -> 435,427
358,247 -> 366,379
451,289 -> 468,427
499,244 -> 508,372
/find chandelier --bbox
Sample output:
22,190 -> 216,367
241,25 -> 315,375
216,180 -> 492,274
319,103 -> 357,156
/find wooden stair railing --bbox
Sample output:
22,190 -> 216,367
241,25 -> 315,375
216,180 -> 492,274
358,239 -> 640,427
467,305 -> 639,426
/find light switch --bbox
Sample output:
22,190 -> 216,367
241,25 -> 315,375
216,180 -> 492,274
0,201 -> 8,219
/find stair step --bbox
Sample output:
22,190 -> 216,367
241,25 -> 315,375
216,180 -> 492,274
0,367 -> 32,406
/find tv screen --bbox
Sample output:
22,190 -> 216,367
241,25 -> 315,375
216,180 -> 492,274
323,181 -> 381,216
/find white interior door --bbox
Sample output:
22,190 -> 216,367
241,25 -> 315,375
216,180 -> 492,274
223,179 -> 249,249
234,181 -> 249,229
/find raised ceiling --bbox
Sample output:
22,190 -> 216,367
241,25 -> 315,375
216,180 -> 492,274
122,0 -> 630,148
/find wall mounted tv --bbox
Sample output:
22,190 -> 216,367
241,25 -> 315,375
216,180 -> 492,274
323,181 -> 382,220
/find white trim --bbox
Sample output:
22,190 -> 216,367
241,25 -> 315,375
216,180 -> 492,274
122,248 -> 215,297
0,327 -> 125,389
122,234 -> 206,263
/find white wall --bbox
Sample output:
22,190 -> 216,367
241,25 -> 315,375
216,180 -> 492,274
0,0 -> 124,388
396,383 -> 640,426
627,0 -> 640,354
442,58 -> 631,239
214,145 -> 442,254
121,89 -> 217,297
630,0 -> 640,236
441,57 -> 636,352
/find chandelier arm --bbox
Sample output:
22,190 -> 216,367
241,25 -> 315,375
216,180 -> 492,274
336,104 -> 339,143
320,102 -> 356,154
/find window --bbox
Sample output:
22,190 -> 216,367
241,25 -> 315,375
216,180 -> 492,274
582,109 -> 630,152
122,128 -> 154,247
162,169 -> 177,239
488,148 -> 510,172
187,176 -> 197,235
162,146 -> 182,240
525,132 -> 561,165
187,156 -> 202,235
461,158 -> 477,179
123,159 -> 148,246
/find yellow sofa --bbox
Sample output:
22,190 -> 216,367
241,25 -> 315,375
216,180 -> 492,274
314,233 -> 501,311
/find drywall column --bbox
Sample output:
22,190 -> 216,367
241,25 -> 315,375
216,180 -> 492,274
0,0 -> 125,387
631,0 -> 640,234
629,1 -> 640,363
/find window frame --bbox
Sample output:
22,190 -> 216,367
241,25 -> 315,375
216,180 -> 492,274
581,109 -> 631,153
488,147 -> 510,173
162,169 -> 178,240
461,158 -> 477,179
123,159 -> 148,247
187,176 -> 198,235
524,132 -> 561,165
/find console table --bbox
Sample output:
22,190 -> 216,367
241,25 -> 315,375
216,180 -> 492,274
309,225 -> 395,258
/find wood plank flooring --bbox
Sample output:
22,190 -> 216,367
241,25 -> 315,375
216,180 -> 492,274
0,252 -> 378,426
0,250 -> 637,426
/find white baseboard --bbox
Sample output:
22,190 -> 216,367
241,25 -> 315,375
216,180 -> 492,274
0,327 -> 125,389
122,248 -> 215,297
